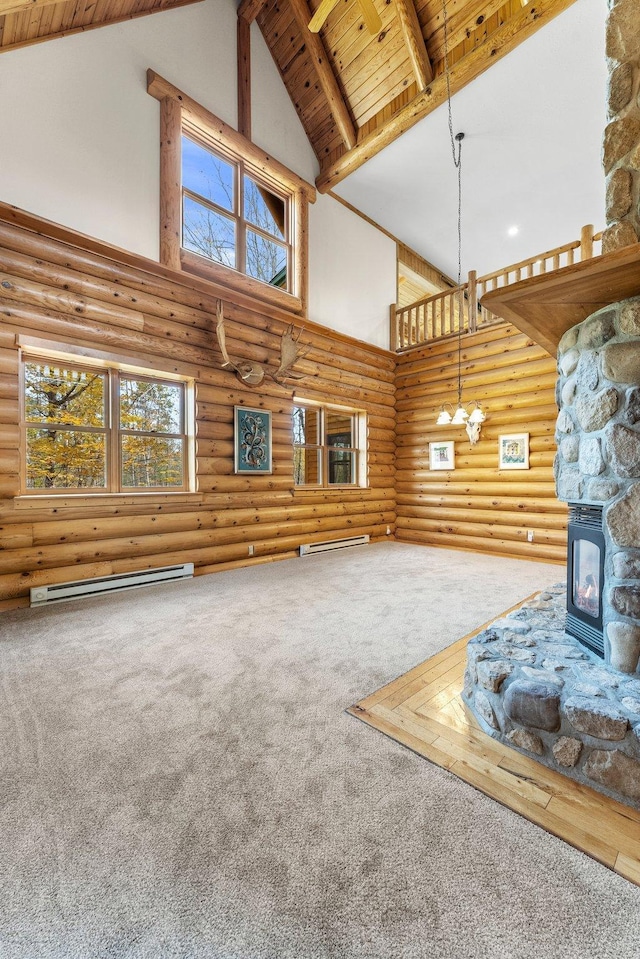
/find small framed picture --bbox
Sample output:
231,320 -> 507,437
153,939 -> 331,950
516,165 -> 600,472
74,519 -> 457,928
429,441 -> 455,471
499,433 -> 529,470
234,406 -> 272,474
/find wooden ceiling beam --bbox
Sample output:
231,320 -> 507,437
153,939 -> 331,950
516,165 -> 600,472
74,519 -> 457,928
315,0 -> 578,192
237,0 -> 269,24
288,0 -> 357,152
394,0 -> 432,90
237,14 -> 252,138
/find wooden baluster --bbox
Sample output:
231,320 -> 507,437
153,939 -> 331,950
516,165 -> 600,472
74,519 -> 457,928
467,271 -> 477,333
581,224 -> 594,261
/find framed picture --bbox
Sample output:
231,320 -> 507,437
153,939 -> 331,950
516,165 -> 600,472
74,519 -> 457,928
234,406 -> 272,474
429,441 -> 455,471
499,432 -> 529,470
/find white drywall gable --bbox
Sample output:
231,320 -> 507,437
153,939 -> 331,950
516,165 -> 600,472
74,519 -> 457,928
309,195 -> 396,349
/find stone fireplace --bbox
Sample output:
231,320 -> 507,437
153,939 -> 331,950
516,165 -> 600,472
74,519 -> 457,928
462,301 -> 640,809
462,0 -> 640,809
555,304 -> 640,673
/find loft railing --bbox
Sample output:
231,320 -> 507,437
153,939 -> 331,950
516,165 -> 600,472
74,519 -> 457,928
391,224 -> 603,352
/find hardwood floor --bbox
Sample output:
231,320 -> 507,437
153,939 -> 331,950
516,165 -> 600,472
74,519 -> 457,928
348,618 -> 640,888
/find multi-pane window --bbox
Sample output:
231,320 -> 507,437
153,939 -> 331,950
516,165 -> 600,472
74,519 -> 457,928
293,403 -> 364,488
22,358 -> 190,493
181,134 -> 291,291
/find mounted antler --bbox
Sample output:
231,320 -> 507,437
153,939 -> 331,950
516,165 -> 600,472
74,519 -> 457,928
271,324 -> 310,384
215,302 -> 309,388
216,300 -> 265,386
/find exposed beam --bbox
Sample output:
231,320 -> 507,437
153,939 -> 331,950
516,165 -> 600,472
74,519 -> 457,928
237,0 -> 269,24
0,0 -> 59,15
237,14 -> 252,139
394,0 -> 432,90
316,0 -> 577,192
288,0 -> 357,152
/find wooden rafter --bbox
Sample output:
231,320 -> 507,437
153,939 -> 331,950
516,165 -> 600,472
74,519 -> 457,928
237,0 -> 269,24
237,14 -> 252,139
288,0 -> 357,153
315,0 -> 578,192
394,0 -> 432,90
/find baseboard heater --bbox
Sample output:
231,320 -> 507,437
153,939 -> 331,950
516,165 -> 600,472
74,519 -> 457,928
299,535 -> 369,557
30,563 -> 194,608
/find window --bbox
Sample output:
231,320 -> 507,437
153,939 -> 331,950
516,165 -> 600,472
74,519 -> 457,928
22,356 -> 192,494
148,73 -> 315,313
182,135 -> 290,291
293,403 -> 366,488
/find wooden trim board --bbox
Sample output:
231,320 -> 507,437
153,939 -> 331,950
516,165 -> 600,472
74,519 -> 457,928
348,609 -> 640,888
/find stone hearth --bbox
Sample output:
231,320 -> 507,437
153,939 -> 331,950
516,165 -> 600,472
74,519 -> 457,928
462,586 -> 640,808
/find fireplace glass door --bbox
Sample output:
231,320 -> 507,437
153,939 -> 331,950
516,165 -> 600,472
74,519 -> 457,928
572,538 -> 601,619
566,504 -> 605,657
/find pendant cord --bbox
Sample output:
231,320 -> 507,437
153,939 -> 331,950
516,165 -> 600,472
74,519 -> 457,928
442,0 -> 464,404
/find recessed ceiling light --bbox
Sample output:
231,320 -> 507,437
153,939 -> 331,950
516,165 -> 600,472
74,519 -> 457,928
508,226 -> 519,237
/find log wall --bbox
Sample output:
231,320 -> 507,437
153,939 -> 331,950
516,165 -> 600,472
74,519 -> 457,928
395,323 -> 567,563
0,205 -> 396,610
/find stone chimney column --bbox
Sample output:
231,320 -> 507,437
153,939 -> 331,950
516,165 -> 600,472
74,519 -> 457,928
603,0 -> 640,252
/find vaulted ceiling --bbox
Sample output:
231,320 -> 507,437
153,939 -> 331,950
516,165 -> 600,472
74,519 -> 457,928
2,0 -> 603,281
2,0 -> 577,193
249,0 -> 579,191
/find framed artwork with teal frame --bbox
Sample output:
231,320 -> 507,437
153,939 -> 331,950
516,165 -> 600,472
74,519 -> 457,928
234,406 -> 272,474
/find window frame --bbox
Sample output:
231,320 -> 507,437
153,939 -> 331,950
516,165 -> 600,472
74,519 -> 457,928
148,72 -> 316,315
181,131 -> 293,292
19,346 -> 194,497
292,400 -> 367,490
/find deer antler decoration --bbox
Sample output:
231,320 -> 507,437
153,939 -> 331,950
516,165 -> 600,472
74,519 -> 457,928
216,301 -> 266,386
272,325 -> 310,384
215,302 -> 309,388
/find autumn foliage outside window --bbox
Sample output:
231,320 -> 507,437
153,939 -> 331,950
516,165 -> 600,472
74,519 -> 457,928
23,358 -> 189,493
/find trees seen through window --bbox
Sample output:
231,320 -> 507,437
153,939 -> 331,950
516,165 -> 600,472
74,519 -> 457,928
181,135 -> 290,290
23,359 -> 188,492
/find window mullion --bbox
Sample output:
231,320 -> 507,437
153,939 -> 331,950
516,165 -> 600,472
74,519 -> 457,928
109,371 -> 119,493
238,159 -> 246,275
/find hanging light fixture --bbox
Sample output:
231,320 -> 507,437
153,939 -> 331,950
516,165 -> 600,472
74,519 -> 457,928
435,0 -> 486,446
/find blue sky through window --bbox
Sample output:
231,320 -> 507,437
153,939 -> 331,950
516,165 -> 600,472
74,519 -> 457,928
182,136 -> 234,211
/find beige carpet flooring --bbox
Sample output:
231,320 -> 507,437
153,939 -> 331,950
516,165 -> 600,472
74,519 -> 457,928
1,542 -> 639,958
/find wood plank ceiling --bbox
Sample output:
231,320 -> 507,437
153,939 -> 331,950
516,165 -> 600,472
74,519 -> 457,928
252,0 -> 578,190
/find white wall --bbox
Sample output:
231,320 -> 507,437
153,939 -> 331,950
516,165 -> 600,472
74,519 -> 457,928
0,0 -> 396,348
309,195 -> 396,347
